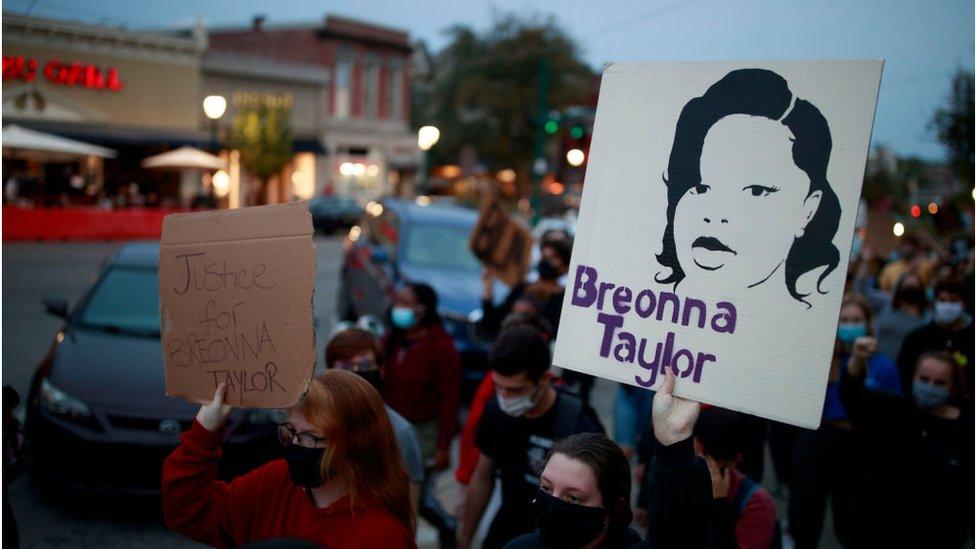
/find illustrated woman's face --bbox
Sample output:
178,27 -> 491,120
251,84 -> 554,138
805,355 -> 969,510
672,115 -> 822,289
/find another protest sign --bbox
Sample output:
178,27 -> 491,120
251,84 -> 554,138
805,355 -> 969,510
159,202 -> 316,408
553,61 -> 883,428
469,192 -> 534,287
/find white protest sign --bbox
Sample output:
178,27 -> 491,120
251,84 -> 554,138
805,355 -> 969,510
553,61 -> 883,428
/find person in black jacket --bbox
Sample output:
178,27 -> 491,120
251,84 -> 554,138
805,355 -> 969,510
504,432 -> 642,549
841,348 -> 973,548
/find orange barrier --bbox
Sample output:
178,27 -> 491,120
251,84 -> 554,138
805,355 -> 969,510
2,206 -> 194,241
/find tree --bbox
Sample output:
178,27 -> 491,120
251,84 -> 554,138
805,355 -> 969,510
416,14 -> 594,194
930,69 -> 974,185
232,103 -> 293,205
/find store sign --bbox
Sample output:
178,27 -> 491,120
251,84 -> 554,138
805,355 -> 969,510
232,91 -> 294,109
2,55 -> 125,92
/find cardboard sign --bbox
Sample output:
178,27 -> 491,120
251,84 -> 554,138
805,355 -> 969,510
469,192 -> 534,287
159,202 -> 316,408
553,61 -> 883,428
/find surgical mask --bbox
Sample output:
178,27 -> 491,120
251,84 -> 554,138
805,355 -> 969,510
497,385 -> 539,417
533,489 -> 607,549
933,301 -> 964,325
912,380 -> 950,410
391,307 -> 417,329
837,322 -> 867,344
283,444 -> 326,488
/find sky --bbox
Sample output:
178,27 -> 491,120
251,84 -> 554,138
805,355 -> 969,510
5,0 -> 973,161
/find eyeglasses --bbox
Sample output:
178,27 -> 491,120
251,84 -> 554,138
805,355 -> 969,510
277,423 -> 327,448
334,357 -> 378,372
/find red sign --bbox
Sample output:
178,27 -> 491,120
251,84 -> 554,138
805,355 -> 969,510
2,56 -> 124,92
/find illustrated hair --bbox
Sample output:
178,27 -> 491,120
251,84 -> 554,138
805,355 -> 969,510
656,68 -> 841,306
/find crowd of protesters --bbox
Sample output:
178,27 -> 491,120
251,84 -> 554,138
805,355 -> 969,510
160,227 -> 973,548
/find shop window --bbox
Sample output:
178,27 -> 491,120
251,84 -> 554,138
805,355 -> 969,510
335,47 -> 352,119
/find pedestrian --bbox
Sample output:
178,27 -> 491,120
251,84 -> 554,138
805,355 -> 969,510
503,433 -> 643,548
458,326 -> 604,549
855,269 -> 930,362
788,294 -> 900,549
325,328 -> 425,511
842,350 -> 973,547
162,371 -> 416,548
382,282 -> 461,547
896,278 -> 974,398
693,407 -> 779,549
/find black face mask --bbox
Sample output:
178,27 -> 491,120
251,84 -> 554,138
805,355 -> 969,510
355,369 -> 383,390
898,286 -> 925,306
283,444 -> 325,488
537,259 -> 560,281
533,489 -> 607,549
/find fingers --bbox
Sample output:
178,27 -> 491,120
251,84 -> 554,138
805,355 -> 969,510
660,365 -> 676,395
212,382 -> 227,406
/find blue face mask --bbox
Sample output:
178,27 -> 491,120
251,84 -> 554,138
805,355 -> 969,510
391,307 -> 417,329
837,322 -> 867,344
912,380 -> 950,409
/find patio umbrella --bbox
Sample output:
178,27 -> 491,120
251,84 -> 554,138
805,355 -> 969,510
141,146 -> 226,170
2,124 -> 117,162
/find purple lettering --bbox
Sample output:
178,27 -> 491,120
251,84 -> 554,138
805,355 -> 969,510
597,313 -> 624,357
571,265 -> 599,308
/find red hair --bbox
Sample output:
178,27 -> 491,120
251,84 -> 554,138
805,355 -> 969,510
300,370 -> 415,533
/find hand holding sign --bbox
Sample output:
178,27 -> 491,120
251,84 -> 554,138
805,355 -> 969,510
651,368 -> 700,447
196,383 -> 234,432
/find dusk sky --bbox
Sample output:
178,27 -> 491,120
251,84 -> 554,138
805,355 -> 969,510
5,0 -> 973,161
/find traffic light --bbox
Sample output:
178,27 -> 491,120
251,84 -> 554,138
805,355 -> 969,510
544,120 -> 559,134
570,125 -> 584,140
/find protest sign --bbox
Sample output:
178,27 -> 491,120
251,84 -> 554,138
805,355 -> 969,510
553,61 -> 883,428
159,202 -> 316,408
469,192 -> 534,287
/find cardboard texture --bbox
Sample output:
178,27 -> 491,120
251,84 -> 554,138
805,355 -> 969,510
469,192 -> 534,287
159,202 -> 316,408
553,61 -> 883,428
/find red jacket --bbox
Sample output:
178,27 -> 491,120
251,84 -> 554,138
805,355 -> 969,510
381,325 -> 461,452
162,420 -> 415,549
455,374 -> 496,484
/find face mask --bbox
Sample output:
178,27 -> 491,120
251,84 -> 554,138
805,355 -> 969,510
283,444 -> 326,488
933,301 -> 964,325
537,259 -> 560,281
497,385 -> 539,417
533,489 -> 607,549
391,307 -> 417,329
897,286 -> 925,306
355,369 -> 383,390
912,380 -> 950,410
836,322 -> 867,344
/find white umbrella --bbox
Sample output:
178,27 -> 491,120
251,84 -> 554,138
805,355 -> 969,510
2,124 -> 117,161
142,146 -> 226,170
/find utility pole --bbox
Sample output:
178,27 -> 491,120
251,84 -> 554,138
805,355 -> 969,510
531,59 -> 550,226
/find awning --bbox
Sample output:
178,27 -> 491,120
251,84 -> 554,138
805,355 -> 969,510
2,124 -> 117,161
142,146 -> 225,170
4,120 -> 210,148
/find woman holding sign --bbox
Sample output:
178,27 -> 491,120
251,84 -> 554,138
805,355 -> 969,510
162,370 -> 416,548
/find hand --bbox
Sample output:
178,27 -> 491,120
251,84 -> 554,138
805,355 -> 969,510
651,367 -> 700,447
433,449 -> 450,471
705,456 -> 732,499
481,267 -> 495,299
851,336 -> 876,360
196,383 -> 233,432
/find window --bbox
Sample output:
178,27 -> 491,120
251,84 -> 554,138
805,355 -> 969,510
403,224 -> 481,272
334,47 -> 352,119
78,267 -> 160,335
385,58 -> 404,120
363,54 -> 379,119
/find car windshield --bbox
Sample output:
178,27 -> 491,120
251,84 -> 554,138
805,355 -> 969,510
77,266 -> 160,336
403,223 -> 481,272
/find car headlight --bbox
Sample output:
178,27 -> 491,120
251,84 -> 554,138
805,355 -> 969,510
39,378 -> 92,419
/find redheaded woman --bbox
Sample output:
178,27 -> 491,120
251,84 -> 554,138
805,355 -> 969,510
163,370 -> 416,548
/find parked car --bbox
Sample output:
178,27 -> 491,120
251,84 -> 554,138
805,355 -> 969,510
309,195 -> 362,234
337,198 -> 490,397
25,242 -> 281,494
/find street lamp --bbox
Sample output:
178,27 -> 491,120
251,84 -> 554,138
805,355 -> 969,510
417,125 -> 440,194
203,95 -> 227,152
566,148 -> 585,167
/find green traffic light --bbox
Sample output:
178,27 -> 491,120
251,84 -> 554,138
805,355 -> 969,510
544,120 -> 559,134
570,126 -> 584,139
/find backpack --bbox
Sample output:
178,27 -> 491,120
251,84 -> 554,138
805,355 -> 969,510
731,476 -> 782,549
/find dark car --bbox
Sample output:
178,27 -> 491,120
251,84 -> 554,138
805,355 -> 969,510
337,198 -> 490,396
309,195 -> 362,234
25,242 -> 282,494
